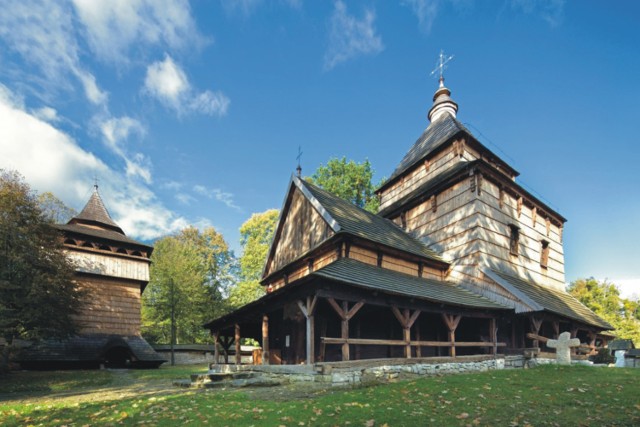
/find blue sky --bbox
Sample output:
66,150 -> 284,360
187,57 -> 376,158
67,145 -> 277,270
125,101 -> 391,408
0,1 -> 638,296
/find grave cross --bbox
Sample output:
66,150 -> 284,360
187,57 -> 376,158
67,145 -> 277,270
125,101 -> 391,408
547,331 -> 581,365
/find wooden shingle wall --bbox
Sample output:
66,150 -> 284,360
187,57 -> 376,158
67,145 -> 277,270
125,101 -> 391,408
75,277 -> 141,335
379,139 -> 479,211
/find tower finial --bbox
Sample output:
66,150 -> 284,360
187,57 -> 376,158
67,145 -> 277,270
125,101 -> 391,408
93,175 -> 99,191
430,49 -> 454,82
296,146 -> 303,177
427,50 -> 458,123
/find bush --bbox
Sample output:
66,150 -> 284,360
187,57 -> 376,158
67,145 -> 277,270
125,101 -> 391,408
590,347 -> 614,364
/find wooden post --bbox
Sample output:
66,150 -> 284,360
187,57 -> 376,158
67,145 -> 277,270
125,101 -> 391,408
415,322 -> 422,358
235,323 -> 241,365
341,301 -> 349,361
529,316 -> 543,349
213,331 -> 220,365
327,298 -> 364,362
262,315 -> 270,365
442,313 -> 461,357
552,320 -> 560,338
489,318 -> 497,355
297,295 -> 318,364
391,307 -> 421,359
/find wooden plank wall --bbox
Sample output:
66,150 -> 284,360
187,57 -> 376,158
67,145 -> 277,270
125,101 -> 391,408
66,250 -> 150,282
379,140 -> 479,211
388,167 -> 565,290
267,188 -> 334,275
75,277 -> 141,335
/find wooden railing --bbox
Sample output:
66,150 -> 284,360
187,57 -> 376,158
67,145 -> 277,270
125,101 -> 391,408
321,337 -> 506,348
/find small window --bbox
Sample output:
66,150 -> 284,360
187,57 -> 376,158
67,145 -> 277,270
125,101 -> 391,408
509,224 -> 520,255
540,240 -> 550,269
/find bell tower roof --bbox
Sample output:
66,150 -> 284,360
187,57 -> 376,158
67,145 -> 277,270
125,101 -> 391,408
68,185 -> 125,235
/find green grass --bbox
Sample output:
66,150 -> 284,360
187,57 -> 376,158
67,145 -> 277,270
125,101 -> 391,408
1,365 -> 640,426
0,370 -> 113,394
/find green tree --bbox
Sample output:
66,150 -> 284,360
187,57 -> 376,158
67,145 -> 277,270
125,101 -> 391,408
37,192 -> 77,224
568,277 -> 640,345
141,227 -> 236,345
228,209 -> 279,307
0,170 -> 83,374
308,157 -> 381,213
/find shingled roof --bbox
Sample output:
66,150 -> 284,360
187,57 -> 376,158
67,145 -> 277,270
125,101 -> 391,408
378,114 -> 517,193
488,269 -> 613,329
69,187 -> 124,234
312,258 -> 507,310
296,177 -> 445,264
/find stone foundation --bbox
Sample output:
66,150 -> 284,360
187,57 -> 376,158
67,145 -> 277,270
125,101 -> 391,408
210,355 -> 508,386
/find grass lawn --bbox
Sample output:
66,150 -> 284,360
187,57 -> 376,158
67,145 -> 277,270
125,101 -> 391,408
1,364 -> 639,426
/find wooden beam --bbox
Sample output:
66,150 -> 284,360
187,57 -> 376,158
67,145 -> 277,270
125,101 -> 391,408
262,315 -> 270,365
327,297 -> 345,319
346,301 -> 364,320
529,315 -> 543,348
235,324 -> 241,365
297,296 -> 318,365
415,323 -> 422,358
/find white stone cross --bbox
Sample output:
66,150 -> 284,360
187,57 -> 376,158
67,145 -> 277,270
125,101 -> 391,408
547,331 -> 581,365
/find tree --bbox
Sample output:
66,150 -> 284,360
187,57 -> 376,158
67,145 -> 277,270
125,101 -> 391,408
568,277 -> 640,346
37,192 -> 77,224
228,210 -> 279,307
0,170 -> 83,374
141,227 -> 236,346
308,157 -> 381,213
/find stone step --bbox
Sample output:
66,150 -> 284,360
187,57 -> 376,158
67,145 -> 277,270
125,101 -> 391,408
231,377 -> 281,388
190,372 -> 234,383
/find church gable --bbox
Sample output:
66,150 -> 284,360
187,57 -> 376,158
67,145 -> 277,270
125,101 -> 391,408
264,181 -> 336,277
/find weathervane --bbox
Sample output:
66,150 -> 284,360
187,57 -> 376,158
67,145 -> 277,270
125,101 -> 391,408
93,174 -> 100,191
296,146 -> 303,177
430,49 -> 454,83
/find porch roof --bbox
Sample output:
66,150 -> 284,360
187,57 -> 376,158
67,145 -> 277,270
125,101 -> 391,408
311,258 -> 508,310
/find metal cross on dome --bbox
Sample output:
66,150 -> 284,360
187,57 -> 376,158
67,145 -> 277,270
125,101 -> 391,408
430,49 -> 454,80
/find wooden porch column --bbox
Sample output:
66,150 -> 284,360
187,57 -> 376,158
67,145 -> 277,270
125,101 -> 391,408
529,316 -> 543,349
442,313 -> 462,357
297,295 -> 318,364
489,318 -> 497,355
552,320 -> 560,338
327,298 -> 364,361
262,315 -> 270,365
221,336 -> 232,364
235,323 -> 241,365
588,331 -> 597,356
391,306 -> 421,358
415,323 -> 422,358
213,331 -> 220,365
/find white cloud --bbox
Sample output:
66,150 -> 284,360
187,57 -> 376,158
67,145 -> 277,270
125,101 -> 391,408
324,1 -> 384,71
0,0 -> 107,105
72,0 -> 204,65
175,192 -> 196,205
511,0 -> 565,27
161,180 -> 183,191
402,0 -> 440,33
32,106 -> 61,123
98,116 -> 151,184
0,84 -> 189,240
144,55 -> 230,116
193,184 -> 242,211
609,278 -> 640,300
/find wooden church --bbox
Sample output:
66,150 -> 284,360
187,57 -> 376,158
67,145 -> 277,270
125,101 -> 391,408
204,72 -> 612,365
17,187 -> 165,368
